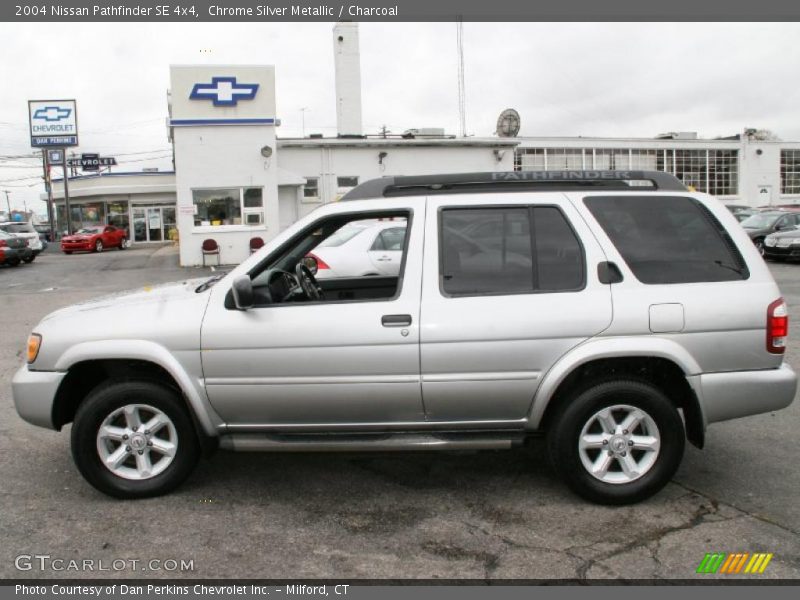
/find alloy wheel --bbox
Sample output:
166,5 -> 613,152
577,404 -> 661,484
96,403 -> 178,481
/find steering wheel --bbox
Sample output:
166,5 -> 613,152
295,263 -> 323,301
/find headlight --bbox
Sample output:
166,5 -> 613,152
791,238 -> 800,245
27,333 -> 41,364
765,237 -> 776,246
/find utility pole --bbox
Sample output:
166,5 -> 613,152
62,150 -> 73,235
3,190 -> 10,218
42,149 -> 56,242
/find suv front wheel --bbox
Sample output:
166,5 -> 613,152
547,379 -> 685,505
71,380 -> 200,498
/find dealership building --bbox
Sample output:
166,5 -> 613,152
46,23 -> 800,266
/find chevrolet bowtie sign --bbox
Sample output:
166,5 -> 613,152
66,153 -> 118,171
28,99 -> 78,147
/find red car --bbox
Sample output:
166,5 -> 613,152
61,225 -> 128,254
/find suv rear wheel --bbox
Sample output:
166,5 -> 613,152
547,379 -> 685,505
71,380 -> 200,498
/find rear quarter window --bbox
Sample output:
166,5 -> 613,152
584,195 -> 749,284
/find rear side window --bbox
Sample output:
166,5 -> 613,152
440,206 -> 584,296
371,227 -> 407,251
584,196 -> 749,284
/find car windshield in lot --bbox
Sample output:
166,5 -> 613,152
316,222 -> 372,247
740,213 -> 784,228
0,222 -> 35,233
76,227 -> 102,234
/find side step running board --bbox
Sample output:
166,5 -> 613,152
219,431 -> 527,453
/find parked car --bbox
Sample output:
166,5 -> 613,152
61,225 -> 128,254
0,221 -> 43,262
739,210 -> 800,254
308,220 -> 408,279
732,208 -> 760,222
33,223 -> 53,245
763,227 -> 800,261
12,170 -> 796,504
0,230 -> 33,266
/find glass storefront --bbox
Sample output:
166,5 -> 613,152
133,205 -> 176,243
54,200 -> 176,244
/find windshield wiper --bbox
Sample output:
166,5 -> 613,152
714,260 -> 745,275
196,273 -> 226,292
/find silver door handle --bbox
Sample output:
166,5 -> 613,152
375,256 -> 391,261
382,314 -> 412,327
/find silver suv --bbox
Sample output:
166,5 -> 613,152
12,171 -> 797,504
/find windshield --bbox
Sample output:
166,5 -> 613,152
76,227 -> 102,234
0,223 -> 35,233
740,213 -> 782,228
316,222 -> 371,248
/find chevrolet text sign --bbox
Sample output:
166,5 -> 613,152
28,99 -> 78,147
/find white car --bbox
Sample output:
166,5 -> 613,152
0,221 -> 43,260
309,220 -> 407,278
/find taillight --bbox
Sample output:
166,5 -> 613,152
0,240 -> 7,247
767,298 -> 789,354
308,252 -> 330,269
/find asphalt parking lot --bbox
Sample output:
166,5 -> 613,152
1,245 -> 798,580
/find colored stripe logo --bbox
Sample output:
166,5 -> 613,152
696,552 -> 773,574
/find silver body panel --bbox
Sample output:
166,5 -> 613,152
11,189 -> 797,442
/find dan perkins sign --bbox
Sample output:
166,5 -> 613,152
28,99 -> 78,147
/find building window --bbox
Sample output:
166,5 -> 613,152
337,176 -> 359,188
514,147 -> 738,195
781,150 -> 800,194
303,177 -> 320,200
192,187 -> 264,227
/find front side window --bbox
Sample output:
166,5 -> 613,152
584,195 -> 748,284
244,211 -> 411,307
439,206 -> 584,296
371,227 -> 406,251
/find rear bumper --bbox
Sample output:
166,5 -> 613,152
693,363 -> 797,425
11,364 -> 65,430
764,245 -> 800,259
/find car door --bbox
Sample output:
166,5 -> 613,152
200,199 -> 426,428
367,226 -> 407,276
419,193 -> 613,422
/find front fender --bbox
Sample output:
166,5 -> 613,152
54,340 -> 221,436
526,336 -> 702,429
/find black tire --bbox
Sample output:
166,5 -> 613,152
63,251 -> 73,255
22,256 -> 35,263
547,379 -> 685,505
754,238 -> 765,256
95,239 -> 103,253
118,237 -> 127,250
71,380 -> 200,499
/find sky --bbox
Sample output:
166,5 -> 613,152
2,21 -> 800,212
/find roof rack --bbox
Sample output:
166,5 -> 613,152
340,170 -> 687,200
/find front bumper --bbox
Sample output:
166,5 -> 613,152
11,364 -> 66,430
694,363 -> 797,425
61,241 -> 94,251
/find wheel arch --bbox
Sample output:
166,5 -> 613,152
52,341 -> 221,442
530,340 -> 705,448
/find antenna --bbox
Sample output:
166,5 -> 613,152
456,20 -> 466,137
496,108 -> 521,137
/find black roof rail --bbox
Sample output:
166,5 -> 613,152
340,170 -> 687,200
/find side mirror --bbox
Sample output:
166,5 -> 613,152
231,275 -> 254,310
301,255 -> 319,275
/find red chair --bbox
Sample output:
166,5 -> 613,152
202,239 -> 220,266
249,237 -> 265,254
